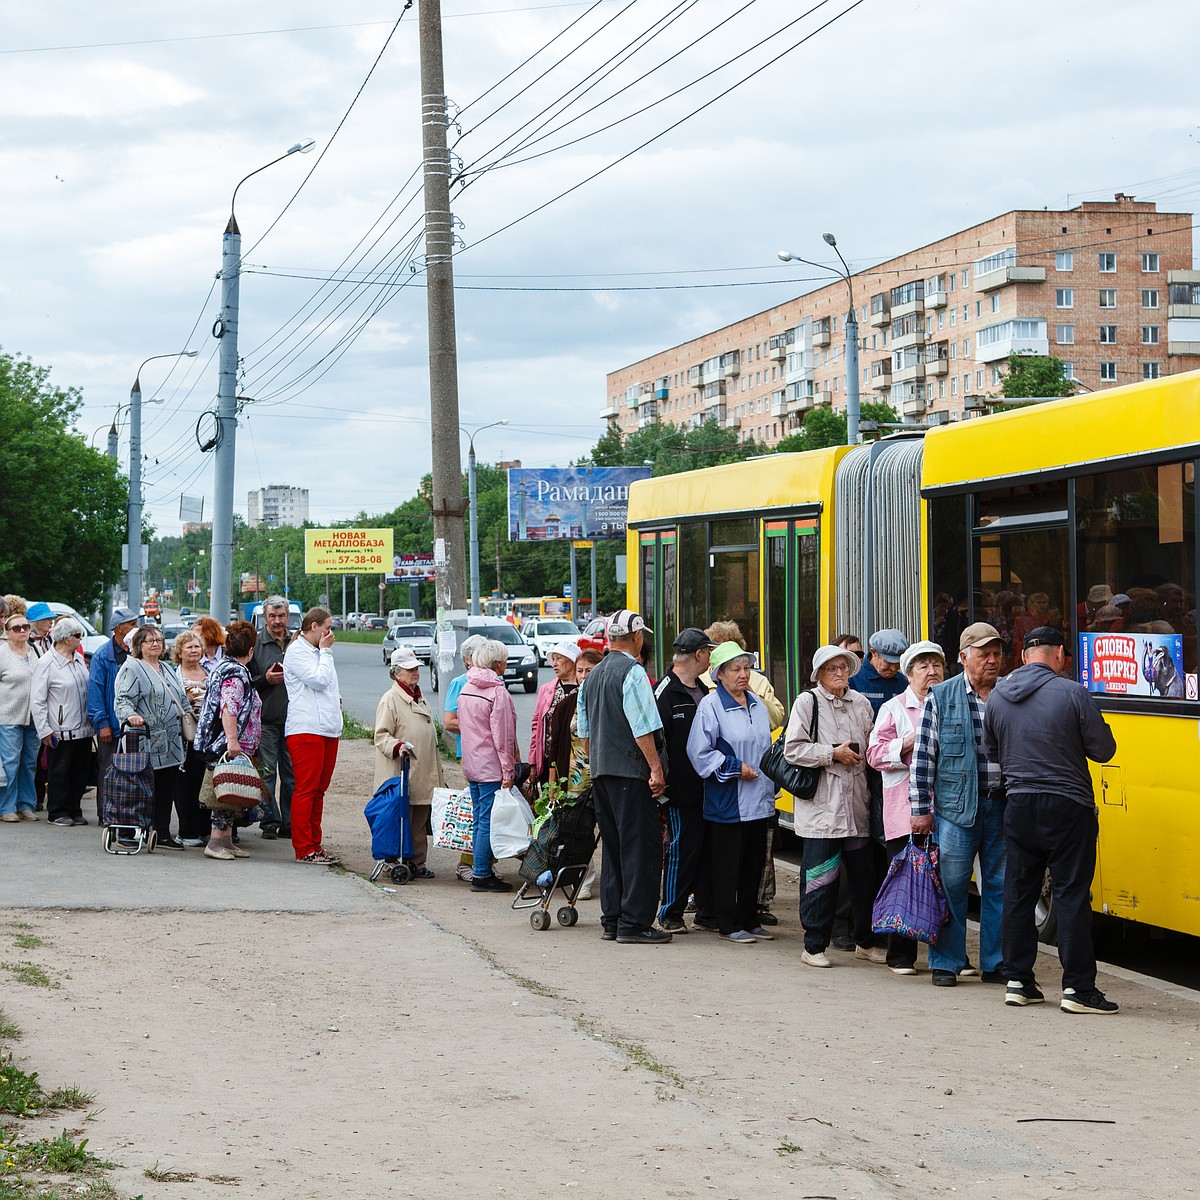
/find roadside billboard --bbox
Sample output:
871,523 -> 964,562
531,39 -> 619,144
303,528 -> 394,574
387,552 -> 436,583
506,466 -> 651,541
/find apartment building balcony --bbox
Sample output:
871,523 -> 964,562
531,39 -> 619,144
901,395 -> 927,417
811,318 -> 832,348
724,352 -> 741,377
724,412 -> 741,430
974,264 -> 1046,292
925,343 -> 949,376
975,319 -> 1048,363
892,361 -> 925,385
1168,271 -> 1200,319
637,403 -> 658,428
770,391 -> 788,417
869,294 -> 890,328
890,281 -> 924,320
769,343 -> 787,361
1167,317 -> 1200,355
599,404 -> 619,420
925,288 -> 948,309
891,326 -> 925,351
869,360 -> 892,391
701,380 -> 727,405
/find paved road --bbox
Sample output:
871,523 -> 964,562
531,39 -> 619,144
333,638 -> 546,744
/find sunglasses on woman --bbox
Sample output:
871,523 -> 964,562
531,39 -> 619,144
6,622 -> 30,632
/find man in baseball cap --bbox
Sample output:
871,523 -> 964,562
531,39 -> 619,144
910,621 -> 1007,988
576,609 -> 671,945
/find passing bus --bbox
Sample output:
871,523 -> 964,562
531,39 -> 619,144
484,595 -> 574,623
626,372 -> 1199,939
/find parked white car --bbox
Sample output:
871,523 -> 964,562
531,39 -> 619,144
520,617 -> 581,666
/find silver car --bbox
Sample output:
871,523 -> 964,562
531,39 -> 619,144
382,622 -> 435,666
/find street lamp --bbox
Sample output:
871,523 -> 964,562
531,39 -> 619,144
128,350 -> 197,612
778,234 -> 860,445
209,139 -> 316,625
464,419 -> 508,615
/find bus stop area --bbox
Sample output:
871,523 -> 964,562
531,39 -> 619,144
1,740 -> 1196,1200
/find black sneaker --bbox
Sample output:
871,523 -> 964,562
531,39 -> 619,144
659,917 -> 688,934
1061,987 -> 1119,1014
931,969 -> 958,988
1004,980 -> 1046,1006
691,917 -> 718,932
278,824 -> 292,838
158,836 -> 186,851
980,970 -> 1006,984
50,816 -> 74,827
616,928 -> 673,944
470,874 -> 514,893
72,817 -> 89,826
831,934 -> 857,952
601,929 -> 617,941
756,909 -> 779,927
260,825 -> 279,840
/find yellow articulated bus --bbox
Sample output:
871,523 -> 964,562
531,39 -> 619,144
627,371 -> 1198,939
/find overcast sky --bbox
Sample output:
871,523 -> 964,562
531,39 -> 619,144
4,0 -> 1198,535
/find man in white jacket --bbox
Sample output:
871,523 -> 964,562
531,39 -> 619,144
284,608 -> 343,864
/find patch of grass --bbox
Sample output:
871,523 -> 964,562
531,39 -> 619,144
340,710 -> 373,741
775,1140 -> 803,1156
144,1162 -> 196,1182
45,1085 -> 95,1111
2,1129 -> 114,1174
464,939 -> 560,999
9,936 -> 45,953
0,963 -> 58,990
0,1011 -> 18,1042
333,630 -> 385,645
204,1174 -> 240,1185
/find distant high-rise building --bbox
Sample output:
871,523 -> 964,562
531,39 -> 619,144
248,485 -> 310,529
605,195 -> 1200,443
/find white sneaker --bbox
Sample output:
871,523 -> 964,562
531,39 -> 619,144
801,949 -> 832,968
855,945 -> 888,964
890,965 -> 918,976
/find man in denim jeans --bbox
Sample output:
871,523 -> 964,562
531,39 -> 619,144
910,622 -> 1007,988
250,597 -> 293,839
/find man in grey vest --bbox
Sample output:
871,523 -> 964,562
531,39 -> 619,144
910,622 -> 1007,988
576,609 -> 671,945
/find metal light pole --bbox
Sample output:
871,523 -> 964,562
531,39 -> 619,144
465,419 -> 509,615
129,350 -> 196,613
209,139 -> 315,623
778,239 -> 860,445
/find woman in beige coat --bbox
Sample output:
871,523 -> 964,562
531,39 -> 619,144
374,647 -> 445,877
783,643 -> 878,968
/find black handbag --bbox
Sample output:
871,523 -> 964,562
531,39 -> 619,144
759,690 -> 821,800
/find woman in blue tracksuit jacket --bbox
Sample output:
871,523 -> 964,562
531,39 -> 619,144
686,642 -> 777,944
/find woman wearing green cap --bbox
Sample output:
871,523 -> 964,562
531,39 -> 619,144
685,642 -> 777,945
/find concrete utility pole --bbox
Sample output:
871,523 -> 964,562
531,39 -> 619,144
823,233 -> 860,446
419,0 -> 467,615
209,141 -> 314,624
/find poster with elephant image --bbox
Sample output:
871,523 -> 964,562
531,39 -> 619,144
1078,631 -> 1187,699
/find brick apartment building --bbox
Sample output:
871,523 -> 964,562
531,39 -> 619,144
247,484 -> 310,529
604,195 -> 1200,444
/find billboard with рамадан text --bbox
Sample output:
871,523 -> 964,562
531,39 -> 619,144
506,466 -> 651,542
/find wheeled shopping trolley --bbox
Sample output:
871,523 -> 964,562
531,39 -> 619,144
512,791 -> 597,931
100,723 -> 156,855
365,764 -> 416,885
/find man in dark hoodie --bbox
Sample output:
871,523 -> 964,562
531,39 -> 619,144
982,626 -> 1118,1015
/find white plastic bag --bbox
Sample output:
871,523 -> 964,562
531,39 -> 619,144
489,786 -> 534,860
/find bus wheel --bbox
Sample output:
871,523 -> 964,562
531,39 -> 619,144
1035,869 -> 1058,945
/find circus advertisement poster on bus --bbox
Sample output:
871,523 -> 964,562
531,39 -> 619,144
506,466 -> 651,541
1078,631 -> 1188,699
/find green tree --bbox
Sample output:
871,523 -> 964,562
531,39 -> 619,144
0,349 -> 127,612
775,400 -> 898,453
1000,353 -> 1075,399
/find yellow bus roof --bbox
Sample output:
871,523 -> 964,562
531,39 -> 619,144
923,370 -> 1200,491
627,446 -> 852,522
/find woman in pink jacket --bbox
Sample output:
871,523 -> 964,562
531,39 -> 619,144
457,638 -> 520,893
866,639 -> 945,975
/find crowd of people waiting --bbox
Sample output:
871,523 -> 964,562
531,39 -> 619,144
0,594 -> 343,866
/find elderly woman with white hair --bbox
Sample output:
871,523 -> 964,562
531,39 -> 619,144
686,642 -> 777,945
374,646 -> 445,878
784,643 -> 877,968
29,616 -> 93,827
866,639 -> 946,974
457,638 -> 520,893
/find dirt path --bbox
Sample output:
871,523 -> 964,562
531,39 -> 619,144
2,740 -> 1197,1199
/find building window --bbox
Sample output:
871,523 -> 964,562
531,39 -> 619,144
1099,289 -> 1117,308
963,338 -> 970,355
1142,288 -> 1159,308
951,376 -> 958,396
989,294 -> 1000,314
1100,361 -> 1117,381
1056,251 -> 1073,271
962,269 -> 970,287
950,309 -> 957,327
1100,325 -> 1117,344
1142,325 -> 1161,345
1056,288 -> 1074,308
948,274 -> 956,292
1061,361 -> 1076,380
1056,324 -> 1075,344
1142,362 -> 1161,380
1099,253 -> 1116,273
937,312 -> 945,331
1142,252 -> 1159,272
992,366 -> 1003,386
976,369 -> 984,388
